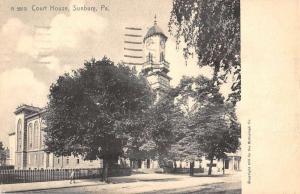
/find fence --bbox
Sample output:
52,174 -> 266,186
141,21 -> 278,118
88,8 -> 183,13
0,168 -> 131,184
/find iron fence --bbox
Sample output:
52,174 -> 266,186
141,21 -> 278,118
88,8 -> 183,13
0,168 -> 131,184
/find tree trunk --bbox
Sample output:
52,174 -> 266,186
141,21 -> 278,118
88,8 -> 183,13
208,158 -> 213,176
102,159 -> 109,182
222,158 -> 225,175
173,160 -> 177,172
189,161 -> 194,176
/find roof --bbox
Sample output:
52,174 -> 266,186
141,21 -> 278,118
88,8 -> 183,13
14,104 -> 43,115
144,24 -> 167,42
25,109 -> 46,120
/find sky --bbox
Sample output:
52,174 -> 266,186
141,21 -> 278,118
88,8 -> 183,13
0,0 -> 215,146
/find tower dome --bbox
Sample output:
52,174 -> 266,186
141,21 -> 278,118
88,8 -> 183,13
143,16 -> 168,42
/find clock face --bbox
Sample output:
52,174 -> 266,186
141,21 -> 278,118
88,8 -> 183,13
146,38 -> 154,49
160,39 -> 165,49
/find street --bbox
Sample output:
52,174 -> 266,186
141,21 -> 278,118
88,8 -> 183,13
24,173 -> 241,194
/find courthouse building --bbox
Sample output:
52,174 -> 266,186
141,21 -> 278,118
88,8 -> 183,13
8,104 -> 100,169
8,19 -> 240,172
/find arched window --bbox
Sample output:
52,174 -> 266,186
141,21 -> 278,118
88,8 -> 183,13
160,52 -> 164,62
28,123 -> 33,149
40,120 -> 46,148
40,130 -> 43,149
34,121 -> 39,149
17,119 -> 22,151
148,53 -> 153,63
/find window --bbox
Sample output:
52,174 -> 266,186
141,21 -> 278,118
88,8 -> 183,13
28,123 -> 33,149
57,159 -> 60,164
225,160 -> 229,169
28,154 -> 31,166
34,121 -> 39,149
147,53 -> 153,63
160,52 -> 165,62
66,158 -> 69,164
35,154 -> 37,166
46,153 -> 49,168
77,159 -> 80,164
17,119 -> 22,151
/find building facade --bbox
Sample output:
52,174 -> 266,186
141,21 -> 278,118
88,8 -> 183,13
9,104 -> 100,170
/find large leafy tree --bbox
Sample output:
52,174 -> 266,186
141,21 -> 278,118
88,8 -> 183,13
44,57 -> 153,181
169,0 -> 240,104
144,91 -> 184,167
168,80 -> 203,176
173,76 -> 240,175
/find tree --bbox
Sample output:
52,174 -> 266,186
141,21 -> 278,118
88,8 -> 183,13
125,89 -> 184,169
144,91 -> 184,167
0,142 -> 8,166
168,79 -> 204,176
44,57 -> 153,181
173,76 -> 240,175
169,0 -> 240,104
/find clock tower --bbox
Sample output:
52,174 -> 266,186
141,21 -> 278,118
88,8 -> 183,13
142,16 -> 171,100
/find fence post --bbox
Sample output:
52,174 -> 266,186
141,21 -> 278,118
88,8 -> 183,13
4,170 -> 7,184
0,170 -> 3,184
40,169 -> 42,182
47,169 -> 49,182
11,170 -> 13,184
22,170 -> 25,183
0,170 -> 2,184
45,169 -> 47,182
5,170 -> 8,184
34,169 -> 37,182
26,169 -> 28,183
14,169 -> 16,184
50,169 -> 52,181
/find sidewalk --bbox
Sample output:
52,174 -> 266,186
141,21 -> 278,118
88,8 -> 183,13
0,178 -> 106,193
0,172 -> 241,193
0,174 -> 185,193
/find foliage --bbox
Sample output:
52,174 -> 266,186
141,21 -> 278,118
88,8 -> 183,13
169,0 -> 241,104
125,89 -> 184,167
146,91 -> 184,167
0,142 -> 8,165
44,57 -> 153,179
171,76 -> 240,175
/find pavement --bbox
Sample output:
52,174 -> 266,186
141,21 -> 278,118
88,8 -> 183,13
0,172 -> 241,193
